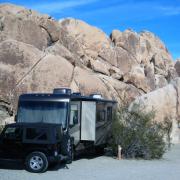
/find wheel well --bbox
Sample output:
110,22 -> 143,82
24,149 -> 49,159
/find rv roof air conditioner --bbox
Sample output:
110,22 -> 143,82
90,94 -> 102,99
72,92 -> 81,96
53,88 -> 71,95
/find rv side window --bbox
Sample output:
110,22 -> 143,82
97,110 -> 106,122
107,107 -> 112,121
70,104 -> 78,127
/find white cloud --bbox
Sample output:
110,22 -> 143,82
157,6 -> 180,16
76,1 -> 180,20
29,0 -> 99,13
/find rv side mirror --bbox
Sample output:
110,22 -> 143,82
14,115 -> 17,122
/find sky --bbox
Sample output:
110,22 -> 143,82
0,0 -> 180,60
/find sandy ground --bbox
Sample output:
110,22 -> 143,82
0,145 -> 180,180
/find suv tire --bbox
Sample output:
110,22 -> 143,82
25,152 -> 48,173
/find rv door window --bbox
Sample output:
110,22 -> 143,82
70,104 -> 78,127
97,110 -> 106,122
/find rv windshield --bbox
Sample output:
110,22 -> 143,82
17,101 -> 69,128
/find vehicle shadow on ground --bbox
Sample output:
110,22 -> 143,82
49,154 -> 106,171
0,160 -> 24,170
0,159 -> 68,171
49,152 -> 104,171
0,151 -> 108,172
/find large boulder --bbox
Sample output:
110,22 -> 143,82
0,39 -> 43,101
13,54 -> 74,108
59,18 -> 110,58
0,98 -> 13,124
0,38 -> 73,108
0,3 -> 178,128
124,66 -> 150,92
0,15 -> 50,50
15,54 -> 74,92
72,67 -> 110,98
175,59 -> 180,76
45,41 -> 77,65
111,30 -> 174,76
111,29 -> 140,62
155,74 -> 168,88
0,3 -> 60,49
130,78 -> 180,143
98,75 -> 142,104
89,59 -> 110,76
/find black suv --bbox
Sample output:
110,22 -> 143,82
0,123 -> 74,173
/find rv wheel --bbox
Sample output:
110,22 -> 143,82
61,135 -> 74,163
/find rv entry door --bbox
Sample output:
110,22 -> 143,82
81,101 -> 96,141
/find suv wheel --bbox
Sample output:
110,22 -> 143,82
25,152 -> 48,173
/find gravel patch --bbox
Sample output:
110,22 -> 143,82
0,145 -> 180,180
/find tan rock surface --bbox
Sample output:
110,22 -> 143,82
59,18 -> 110,58
0,39 -> 43,100
73,67 -> 110,98
130,78 -> 180,143
89,59 -> 110,76
0,3 -> 179,136
175,59 -> 180,76
0,14 -> 50,50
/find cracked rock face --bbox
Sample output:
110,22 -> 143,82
0,98 -> 13,124
130,78 -> 180,143
0,4 -> 179,129
175,59 -> 180,77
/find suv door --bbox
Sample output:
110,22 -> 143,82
2,126 -> 23,158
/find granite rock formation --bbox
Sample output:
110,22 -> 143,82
0,3 -> 179,141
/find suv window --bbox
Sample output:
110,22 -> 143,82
4,127 -> 22,140
25,128 -> 48,141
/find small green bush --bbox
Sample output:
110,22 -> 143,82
110,104 -> 172,159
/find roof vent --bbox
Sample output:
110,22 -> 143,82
90,94 -> 102,99
53,88 -> 71,95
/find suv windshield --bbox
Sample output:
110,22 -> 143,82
17,101 -> 69,128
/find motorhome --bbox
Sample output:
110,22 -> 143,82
16,88 -> 117,155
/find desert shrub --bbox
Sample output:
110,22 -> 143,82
162,116 -> 172,149
110,104 -> 171,159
